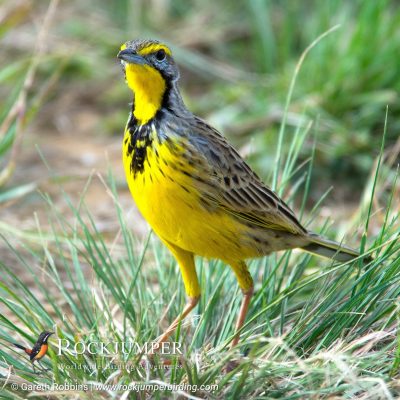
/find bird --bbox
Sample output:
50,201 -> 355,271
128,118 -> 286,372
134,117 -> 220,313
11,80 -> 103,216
117,39 -> 365,351
14,331 -> 53,373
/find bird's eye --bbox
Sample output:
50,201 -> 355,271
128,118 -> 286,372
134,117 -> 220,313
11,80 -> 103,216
155,49 -> 166,61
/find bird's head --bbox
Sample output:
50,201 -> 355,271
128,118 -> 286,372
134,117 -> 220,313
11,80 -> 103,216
38,331 -> 54,344
118,39 -> 179,83
117,39 -> 180,125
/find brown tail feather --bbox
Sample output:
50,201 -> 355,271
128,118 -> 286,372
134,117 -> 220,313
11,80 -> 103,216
302,233 -> 370,263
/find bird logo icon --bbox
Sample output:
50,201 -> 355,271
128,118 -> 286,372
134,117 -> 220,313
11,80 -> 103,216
13,331 -> 54,373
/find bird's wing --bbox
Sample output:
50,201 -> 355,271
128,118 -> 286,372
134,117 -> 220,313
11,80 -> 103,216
185,117 -> 306,235
29,344 -> 40,361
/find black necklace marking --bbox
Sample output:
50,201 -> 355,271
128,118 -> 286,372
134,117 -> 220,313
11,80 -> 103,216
125,84 -> 181,177
126,114 -> 155,176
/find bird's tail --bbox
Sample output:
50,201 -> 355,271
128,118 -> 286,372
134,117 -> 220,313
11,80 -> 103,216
301,233 -> 363,263
13,342 -> 32,355
13,343 -> 27,351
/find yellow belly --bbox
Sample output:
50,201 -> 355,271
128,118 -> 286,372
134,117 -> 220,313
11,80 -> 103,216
123,131 -> 254,261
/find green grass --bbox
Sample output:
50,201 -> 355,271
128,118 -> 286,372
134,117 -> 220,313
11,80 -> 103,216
1,0 -> 400,398
0,0 -> 62,197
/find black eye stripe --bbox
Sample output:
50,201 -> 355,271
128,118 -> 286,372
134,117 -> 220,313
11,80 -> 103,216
155,49 -> 166,61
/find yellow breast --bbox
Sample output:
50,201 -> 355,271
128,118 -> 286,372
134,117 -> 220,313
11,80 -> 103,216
123,127 -> 191,240
122,126 -> 253,261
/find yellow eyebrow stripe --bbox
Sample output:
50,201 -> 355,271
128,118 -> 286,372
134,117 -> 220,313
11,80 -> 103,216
119,42 -> 172,56
138,44 -> 172,56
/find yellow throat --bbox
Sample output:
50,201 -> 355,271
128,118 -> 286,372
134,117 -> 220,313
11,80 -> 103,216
124,62 -> 166,125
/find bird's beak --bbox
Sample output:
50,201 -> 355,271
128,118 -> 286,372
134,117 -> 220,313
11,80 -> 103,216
117,48 -> 147,65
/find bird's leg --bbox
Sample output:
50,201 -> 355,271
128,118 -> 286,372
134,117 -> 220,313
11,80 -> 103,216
32,361 -> 45,374
225,260 -> 254,372
154,295 -> 199,347
142,298 -> 198,369
230,286 -> 254,348
151,241 -> 200,357
38,360 -> 50,372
